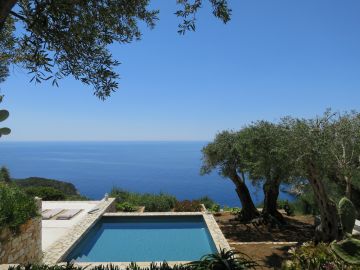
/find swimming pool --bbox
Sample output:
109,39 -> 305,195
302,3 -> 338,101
65,215 -> 218,262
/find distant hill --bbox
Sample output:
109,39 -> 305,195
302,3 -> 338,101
14,177 -> 79,196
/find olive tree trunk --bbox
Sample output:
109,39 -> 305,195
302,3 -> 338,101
231,172 -> 259,222
309,164 -> 342,242
262,179 -> 284,221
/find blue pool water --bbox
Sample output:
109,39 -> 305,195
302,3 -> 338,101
66,216 -> 217,262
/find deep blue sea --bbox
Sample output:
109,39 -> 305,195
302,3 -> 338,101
0,141 -> 294,206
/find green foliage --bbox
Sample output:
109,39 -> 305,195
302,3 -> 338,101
174,200 -> 202,212
0,166 -> 11,183
197,196 -> 216,209
331,238 -> 360,265
110,187 -> 177,212
6,249 -> 256,270
0,183 -> 38,233
188,249 -> 258,270
223,206 -> 241,214
209,204 -> 221,213
0,95 -> 11,138
14,177 -> 78,195
23,186 -> 66,201
338,197 -> 357,234
284,242 -> 358,270
116,202 -> 137,212
0,1 -> 231,98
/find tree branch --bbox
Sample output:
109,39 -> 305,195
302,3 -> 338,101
9,10 -> 25,21
0,0 -> 18,31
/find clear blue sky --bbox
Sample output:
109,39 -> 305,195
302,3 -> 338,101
1,0 -> 360,141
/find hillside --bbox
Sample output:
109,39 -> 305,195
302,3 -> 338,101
13,177 -> 86,200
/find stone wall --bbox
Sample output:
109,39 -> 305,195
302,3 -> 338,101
0,198 -> 42,264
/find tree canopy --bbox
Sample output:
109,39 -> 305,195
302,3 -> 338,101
0,0 -> 231,99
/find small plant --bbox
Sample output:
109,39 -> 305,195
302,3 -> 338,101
331,237 -> 360,265
284,242 -> 359,270
187,249 -> 258,270
116,202 -> 137,212
338,197 -> 357,234
210,204 -> 221,213
174,200 -> 202,212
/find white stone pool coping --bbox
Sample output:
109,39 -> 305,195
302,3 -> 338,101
43,205 -> 230,266
43,198 -> 116,264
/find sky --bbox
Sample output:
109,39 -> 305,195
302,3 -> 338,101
1,0 -> 360,141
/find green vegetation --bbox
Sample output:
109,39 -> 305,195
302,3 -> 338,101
13,177 -> 88,201
331,238 -> 360,265
188,249 -> 257,270
201,131 -> 260,222
115,202 -> 137,212
0,1 -> 230,99
284,242 -> 360,270
0,95 -> 11,138
110,188 -> 177,212
338,197 -> 357,235
0,183 -> 38,233
23,186 -> 66,201
0,166 -> 11,183
14,177 -> 78,195
197,196 -> 217,209
7,249 -> 256,270
204,110 -> 360,242
174,200 -> 202,212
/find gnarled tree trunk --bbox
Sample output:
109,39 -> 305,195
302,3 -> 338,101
231,172 -> 259,222
262,178 -> 284,222
308,163 -> 342,242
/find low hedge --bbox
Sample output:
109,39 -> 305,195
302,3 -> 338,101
0,183 -> 38,233
174,200 -> 202,212
110,188 -> 177,212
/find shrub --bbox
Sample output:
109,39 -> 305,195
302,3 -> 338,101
116,202 -> 137,212
0,183 -> 38,233
338,197 -> 357,234
0,166 -> 11,183
284,242 -> 359,270
210,204 -> 221,213
142,193 -> 177,212
110,187 -> 177,212
197,196 -> 216,209
174,200 -> 202,212
24,186 -> 66,201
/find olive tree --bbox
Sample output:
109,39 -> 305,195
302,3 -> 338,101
284,112 -> 343,242
239,121 -> 296,221
0,0 -> 231,99
201,131 -> 259,221
328,111 -> 360,200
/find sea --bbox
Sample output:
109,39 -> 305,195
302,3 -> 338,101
0,141 -> 294,206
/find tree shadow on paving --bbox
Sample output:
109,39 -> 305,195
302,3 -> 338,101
215,213 -> 314,242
